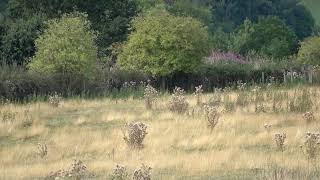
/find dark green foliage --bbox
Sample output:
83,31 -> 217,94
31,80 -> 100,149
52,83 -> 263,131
167,0 -> 214,30
0,14 -> 44,65
7,0 -> 138,49
233,17 -> 298,59
210,0 -> 315,39
283,4 -> 315,40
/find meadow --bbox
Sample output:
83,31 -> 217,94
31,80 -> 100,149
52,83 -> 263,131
1,85 -> 320,180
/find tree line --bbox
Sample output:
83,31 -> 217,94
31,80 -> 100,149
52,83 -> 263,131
0,0 -> 319,99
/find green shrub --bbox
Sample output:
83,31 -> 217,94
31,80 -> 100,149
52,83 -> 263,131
118,10 -> 210,76
27,12 -> 98,79
297,35 -> 320,66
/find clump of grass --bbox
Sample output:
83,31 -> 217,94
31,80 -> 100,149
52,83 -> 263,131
21,107 -> 33,128
0,110 -> 16,123
289,89 -> 313,112
133,164 -> 152,180
275,133 -> 286,151
194,85 -> 203,106
301,132 -> 320,160
37,143 -> 48,158
264,123 -> 272,133
144,84 -> 158,110
255,104 -> 266,113
235,91 -> 250,108
236,80 -> 247,91
303,112 -> 315,124
223,94 -> 235,112
111,164 -> 128,180
252,86 -> 265,113
168,87 -> 188,114
48,92 -> 62,107
122,122 -> 148,149
204,105 -> 220,132
47,159 -> 91,179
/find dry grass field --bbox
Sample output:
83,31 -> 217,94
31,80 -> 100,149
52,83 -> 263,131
1,85 -> 320,179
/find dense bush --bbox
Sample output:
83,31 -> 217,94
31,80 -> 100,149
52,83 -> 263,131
297,35 -> 320,65
0,65 -> 148,101
28,13 -> 98,78
118,10 -> 210,77
7,0 -> 138,50
233,17 -> 298,59
0,14 -> 44,65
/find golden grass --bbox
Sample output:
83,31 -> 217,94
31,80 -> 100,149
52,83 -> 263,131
1,88 -> 320,179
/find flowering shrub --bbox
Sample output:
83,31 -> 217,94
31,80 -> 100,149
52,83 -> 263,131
48,92 -> 62,107
47,159 -> 91,179
144,84 -> 158,110
122,122 -> 148,149
37,143 -> 48,158
133,164 -> 152,180
275,133 -> 286,151
111,164 -> 128,180
301,132 -> 320,159
303,112 -> 315,124
194,85 -> 203,106
204,105 -> 220,131
169,87 -> 188,114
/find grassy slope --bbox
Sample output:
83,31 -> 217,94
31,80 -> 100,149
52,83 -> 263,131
1,87 -> 320,179
303,0 -> 320,25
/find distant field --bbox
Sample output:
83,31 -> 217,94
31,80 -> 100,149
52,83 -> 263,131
303,0 -> 320,25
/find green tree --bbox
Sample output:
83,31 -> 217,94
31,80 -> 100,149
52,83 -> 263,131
209,0 -> 315,39
233,16 -> 298,59
0,14 -> 44,65
28,13 -> 98,78
297,35 -> 320,65
167,0 -> 214,30
7,0 -> 137,49
118,11 -> 209,76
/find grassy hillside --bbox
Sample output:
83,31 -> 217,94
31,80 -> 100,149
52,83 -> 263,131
303,0 -> 320,25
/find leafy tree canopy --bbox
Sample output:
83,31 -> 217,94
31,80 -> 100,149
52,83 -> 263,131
297,35 -> 320,65
233,16 -> 298,59
28,13 -> 98,78
7,0 -> 138,49
209,0 -> 315,39
118,10 -> 210,76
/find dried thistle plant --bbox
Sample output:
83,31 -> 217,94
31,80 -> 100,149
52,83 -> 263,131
133,164 -> 152,180
303,112 -> 315,124
0,110 -> 16,123
47,159 -> 90,179
169,87 -> 188,114
111,164 -> 128,180
301,132 -> 320,160
37,143 -> 48,158
122,122 -> 148,149
204,105 -> 220,132
275,133 -> 286,151
48,92 -> 62,107
144,84 -> 158,110
21,107 -> 33,128
264,123 -> 272,133
194,85 -> 203,106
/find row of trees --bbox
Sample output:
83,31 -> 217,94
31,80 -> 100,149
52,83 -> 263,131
0,0 -> 320,81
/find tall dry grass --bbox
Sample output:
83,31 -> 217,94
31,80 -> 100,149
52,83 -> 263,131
0,86 -> 320,179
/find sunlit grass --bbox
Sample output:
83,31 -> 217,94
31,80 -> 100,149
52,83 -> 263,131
1,86 -> 320,179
